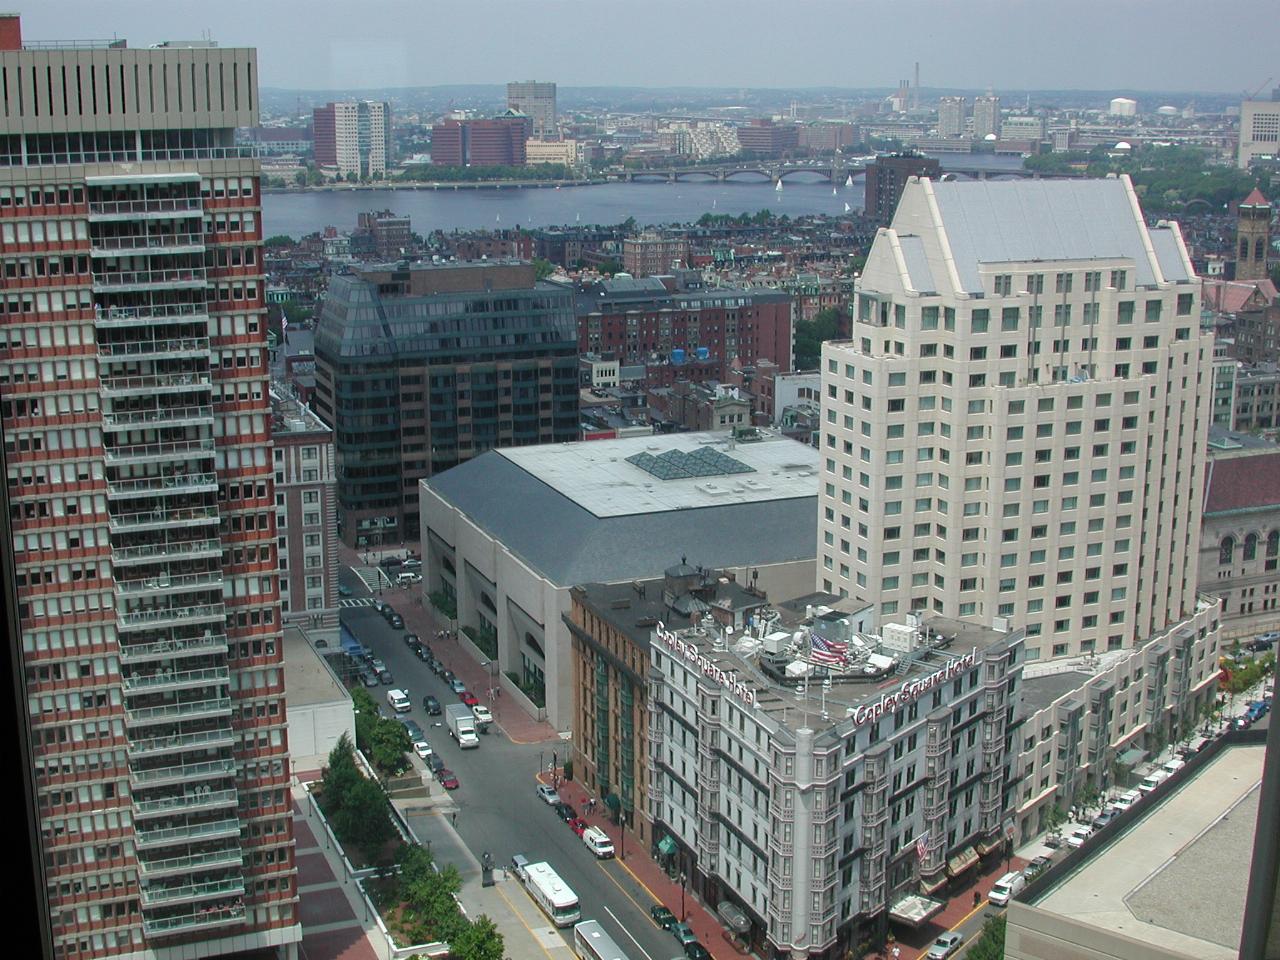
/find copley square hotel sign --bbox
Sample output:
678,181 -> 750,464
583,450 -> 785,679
850,647 -> 979,727
655,621 -> 757,707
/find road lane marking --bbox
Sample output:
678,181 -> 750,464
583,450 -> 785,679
493,880 -> 561,960
604,904 -> 653,960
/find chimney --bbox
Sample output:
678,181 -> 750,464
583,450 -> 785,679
0,14 -> 22,51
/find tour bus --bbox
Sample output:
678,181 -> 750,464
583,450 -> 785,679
523,861 -> 581,927
573,920 -> 631,960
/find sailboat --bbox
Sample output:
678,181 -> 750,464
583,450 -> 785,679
832,186 -> 837,196
496,214 -> 501,223
775,179 -> 783,193
575,212 -> 580,222
844,202 -> 851,213
845,174 -> 854,187
712,198 -> 717,209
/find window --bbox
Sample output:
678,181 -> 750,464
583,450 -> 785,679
971,310 -> 990,333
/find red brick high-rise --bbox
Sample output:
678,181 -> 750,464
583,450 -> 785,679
0,16 -> 299,960
431,113 -> 529,167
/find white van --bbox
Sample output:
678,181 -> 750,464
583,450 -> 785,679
582,826 -> 615,859
386,689 -> 411,713
1138,770 -> 1168,795
988,871 -> 1025,906
397,571 -> 422,585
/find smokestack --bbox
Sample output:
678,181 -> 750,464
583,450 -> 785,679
914,61 -> 920,111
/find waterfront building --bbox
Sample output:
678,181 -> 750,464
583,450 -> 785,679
621,232 -> 691,277
271,388 -> 340,645
1236,188 -> 1272,282
863,153 -> 941,227
799,122 -> 860,154
1238,94 -> 1280,168
823,175 -> 1212,663
999,116 -> 1047,142
507,81 -> 557,141
736,119 -> 801,159
972,94 -> 1000,141
430,113 -> 529,167
313,260 -> 579,546
0,14 -> 299,959
312,100 -> 392,179
937,97 -> 966,139
419,430 -> 820,729
525,138 -> 579,168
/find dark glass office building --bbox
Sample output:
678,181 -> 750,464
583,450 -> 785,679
313,260 -> 579,545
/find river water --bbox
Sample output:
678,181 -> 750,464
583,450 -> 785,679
259,155 -> 1027,239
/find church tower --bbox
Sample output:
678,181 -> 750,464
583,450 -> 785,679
1237,188 -> 1273,281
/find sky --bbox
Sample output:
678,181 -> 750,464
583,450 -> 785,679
20,0 -> 1277,94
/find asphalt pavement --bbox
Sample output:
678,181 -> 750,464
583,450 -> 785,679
340,589 -> 685,960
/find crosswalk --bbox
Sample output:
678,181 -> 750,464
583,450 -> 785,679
339,597 -> 377,609
350,565 -> 393,594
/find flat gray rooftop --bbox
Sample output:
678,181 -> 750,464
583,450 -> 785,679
1034,744 -> 1264,959
283,626 -> 349,707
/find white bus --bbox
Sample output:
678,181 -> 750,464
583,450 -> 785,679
573,920 -> 631,960
523,861 -> 581,927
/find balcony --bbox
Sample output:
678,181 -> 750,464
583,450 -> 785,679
115,570 -> 224,599
133,787 -> 238,819
130,756 -> 236,788
112,538 -> 221,566
117,631 -> 228,663
94,303 -> 209,329
122,665 -> 230,694
92,267 -> 207,293
137,846 -> 242,879
128,726 -> 235,757
99,371 -> 211,397
109,504 -> 220,533
124,695 -> 232,726
141,902 -> 245,937
102,405 -> 214,431
86,196 -> 203,220
140,876 -> 245,908
98,335 -> 210,361
117,602 -> 225,632
104,438 -> 215,467
91,233 -> 206,257
106,472 -> 218,501
134,817 -> 240,849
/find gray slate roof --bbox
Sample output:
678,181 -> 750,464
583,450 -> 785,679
928,178 -> 1193,293
427,452 -> 816,587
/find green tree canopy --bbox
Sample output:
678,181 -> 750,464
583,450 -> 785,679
330,776 -> 396,857
265,234 -> 295,248
532,258 -> 555,280
451,915 -> 505,960
966,914 -> 1007,960
793,307 -> 842,370
369,717 -> 411,775
321,733 -> 361,812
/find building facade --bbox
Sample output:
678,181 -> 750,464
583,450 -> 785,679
271,389 -> 340,644
1238,95 -> 1280,168
506,81 -> 557,141
937,97 -> 966,139
863,153 -> 941,227
972,95 -> 1000,141
313,261 -> 579,545
0,16 -> 299,960
648,613 -> 1024,959
823,176 -> 1212,664
621,232 -> 691,277
1232,364 -> 1280,433
430,115 -> 528,167
736,120 -> 800,159
1236,188 -> 1272,282
313,101 -> 392,179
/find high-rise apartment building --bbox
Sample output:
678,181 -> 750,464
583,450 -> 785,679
864,152 -> 941,227
0,14 -> 299,960
506,81 -> 557,140
312,100 -> 392,179
821,176 -> 1212,661
430,115 -> 529,167
937,96 -> 966,138
1238,94 -> 1280,169
973,94 -> 1000,140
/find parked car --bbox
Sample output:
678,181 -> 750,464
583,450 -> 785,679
536,784 -> 560,805
437,768 -> 459,790
360,671 -> 380,688
379,556 -> 402,570
684,945 -> 710,960
397,572 -> 422,585
1091,809 -> 1118,831
988,870 -> 1026,907
1023,855 -> 1051,881
1110,789 -> 1141,813
388,614 -> 404,629
670,922 -> 697,948
650,905 -> 676,930
567,817 -> 588,837
422,695 -> 442,715
369,658 -> 387,674
338,584 -> 353,598
1066,825 -> 1093,848
459,690 -> 479,707
1139,770 -> 1168,794
413,740 -> 433,760
428,754 -> 445,774
441,669 -> 456,684
399,718 -> 425,741
449,678 -> 467,695
403,633 -> 420,647
552,802 -> 577,822
431,659 -> 447,677
379,605 -> 399,622
401,558 -> 422,571
926,932 -> 964,960
1162,757 -> 1187,776
378,669 -> 394,685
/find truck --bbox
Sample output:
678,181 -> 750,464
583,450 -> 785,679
445,703 -> 479,748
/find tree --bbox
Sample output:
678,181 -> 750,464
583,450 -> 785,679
597,259 -> 623,276
1044,804 -> 1068,840
369,718 -> 411,775
293,170 -> 308,187
965,915 -> 1007,960
265,234 -> 295,248
532,258 -> 555,281
322,733 -> 361,812
330,776 -> 396,856
450,915 -> 505,960
793,307 -> 842,369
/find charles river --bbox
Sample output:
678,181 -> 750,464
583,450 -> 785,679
260,155 -> 1026,238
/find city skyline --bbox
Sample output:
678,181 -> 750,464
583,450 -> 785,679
21,0 -> 1280,94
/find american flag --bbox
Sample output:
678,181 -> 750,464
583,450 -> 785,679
809,633 -> 846,666
915,831 -> 930,863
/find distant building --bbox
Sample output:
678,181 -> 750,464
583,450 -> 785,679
1203,276 -> 1279,366
431,112 -> 529,166
253,126 -> 313,156
863,152 -> 941,226
272,388 -> 341,644
622,232 -> 691,276
313,261 -> 580,545
507,80 -> 557,140
973,93 -> 1000,140
1232,364 -> 1280,433
1109,97 -> 1138,117
1236,188 -> 1273,282
1239,95 -> 1280,168
313,100 -> 392,178
689,122 -> 742,160
736,119 -> 800,159
937,96 -> 966,138
799,121 -> 859,153
660,381 -> 753,432
1000,115 -> 1047,141
525,138 -> 579,167
356,209 -> 412,259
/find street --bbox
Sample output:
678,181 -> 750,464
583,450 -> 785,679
339,573 -> 686,960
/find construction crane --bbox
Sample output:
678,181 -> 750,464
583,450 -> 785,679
1244,78 -> 1273,101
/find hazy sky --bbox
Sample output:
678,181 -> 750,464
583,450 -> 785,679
20,0 -> 1275,94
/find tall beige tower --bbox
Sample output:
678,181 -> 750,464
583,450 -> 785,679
1236,187 -> 1272,282
819,175 -> 1212,661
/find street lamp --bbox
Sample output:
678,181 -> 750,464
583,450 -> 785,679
680,870 -> 688,921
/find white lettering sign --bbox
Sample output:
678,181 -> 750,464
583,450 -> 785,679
849,647 -> 980,727
655,621 -> 757,708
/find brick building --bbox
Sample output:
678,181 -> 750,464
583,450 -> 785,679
431,113 -> 529,167
864,152 -> 941,226
736,119 -> 801,159
622,232 -> 691,277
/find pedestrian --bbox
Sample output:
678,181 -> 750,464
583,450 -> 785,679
973,890 -> 981,908
452,811 -> 457,827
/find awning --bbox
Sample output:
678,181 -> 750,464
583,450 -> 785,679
975,835 -> 1004,857
888,894 -> 945,927
717,901 -> 750,934
946,847 -> 979,877
919,874 -> 948,896
1117,746 -> 1148,768
657,835 -> 678,857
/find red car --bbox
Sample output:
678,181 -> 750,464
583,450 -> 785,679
568,817 -> 588,837
459,690 -> 479,707
437,768 -> 459,790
